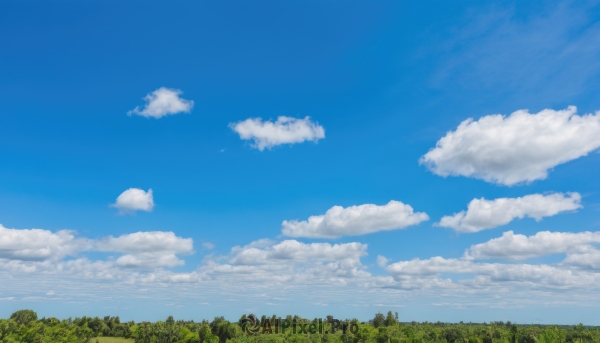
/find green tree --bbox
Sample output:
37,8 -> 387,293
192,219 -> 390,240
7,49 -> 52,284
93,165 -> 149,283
10,310 -> 38,326
384,312 -> 396,327
538,326 -> 565,343
370,314 -> 385,329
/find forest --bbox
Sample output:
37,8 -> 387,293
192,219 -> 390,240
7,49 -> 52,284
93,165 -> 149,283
1,310 -> 598,343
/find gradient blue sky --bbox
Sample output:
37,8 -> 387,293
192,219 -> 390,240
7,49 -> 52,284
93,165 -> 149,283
2,0 -> 600,324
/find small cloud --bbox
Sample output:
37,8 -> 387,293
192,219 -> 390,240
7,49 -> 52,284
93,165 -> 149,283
46,291 -> 55,296
128,87 -> 194,119
229,116 -> 325,151
202,242 -> 215,250
438,192 -> 581,233
281,200 -> 429,239
377,255 -> 389,267
111,188 -> 154,214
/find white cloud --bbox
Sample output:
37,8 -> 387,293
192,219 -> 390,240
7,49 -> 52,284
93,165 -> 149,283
114,253 -> 184,269
128,87 -> 194,119
229,116 -> 325,151
96,231 -> 191,253
564,250 -> 600,270
202,242 -> 215,249
111,188 -> 154,213
420,107 -> 600,185
282,200 -> 429,238
229,239 -> 366,265
385,255 -> 600,290
438,192 -> 581,233
377,255 -> 389,267
201,239 -> 370,284
0,225 -> 193,270
97,231 -> 194,268
466,230 -> 600,261
4,222 -> 600,315
0,224 -> 90,261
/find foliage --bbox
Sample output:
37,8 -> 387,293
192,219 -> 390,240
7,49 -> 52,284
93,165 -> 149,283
93,338 -> 135,343
1,310 -> 599,343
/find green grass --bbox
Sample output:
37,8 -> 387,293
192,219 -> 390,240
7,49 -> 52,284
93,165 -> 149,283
91,338 -> 134,343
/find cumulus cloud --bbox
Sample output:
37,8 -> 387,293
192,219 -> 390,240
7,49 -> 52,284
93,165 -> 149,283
385,256 -> 597,289
377,255 -> 389,267
201,239 -> 370,284
229,116 -> 325,151
420,107 -> 600,185
282,200 -> 429,238
0,224 -> 90,261
128,87 -> 194,119
466,230 -> 600,261
229,239 -> 366,265
378,227 -> 600,291
4,224 -> 600,311
564,250 -> 600,270
97,231 -> 194,268
111,188 -> 154,213
0,224 -> 194,270
438,192 -> 581,233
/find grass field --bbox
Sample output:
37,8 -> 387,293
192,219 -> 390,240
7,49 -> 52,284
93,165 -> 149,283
91,338 -> 134,343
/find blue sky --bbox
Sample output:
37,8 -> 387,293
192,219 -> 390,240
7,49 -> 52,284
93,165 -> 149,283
2,0 -> 600,324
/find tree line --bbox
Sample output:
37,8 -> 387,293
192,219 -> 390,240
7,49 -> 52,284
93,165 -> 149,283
1,309 -> 598,343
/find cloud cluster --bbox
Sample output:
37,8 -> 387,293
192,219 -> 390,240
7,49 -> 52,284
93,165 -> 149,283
0,224 -> 90,261
385,256 -> 598,290
97,231 -> 194,268
466,230 -> 600,261
229,116 -> 325,151
420,107 -> 600,185
383,229 -> 600,290
438,192 -> 581,233
202,239 -> 370,284
229,239 -> 366,265
128,87 -> 194,119
111,188 -> 154,213
193,231 -> 600,292
0,224 -> 193,270
4,222 -> 600,312
281,200 -> 429,238
564,250 -> 600,270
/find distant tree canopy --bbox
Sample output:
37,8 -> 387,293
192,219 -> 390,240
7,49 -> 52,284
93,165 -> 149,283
9,309 -> 38,326
0,309 -> 598,343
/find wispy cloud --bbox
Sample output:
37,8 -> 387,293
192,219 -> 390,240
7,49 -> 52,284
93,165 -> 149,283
432,2 -> 600,101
